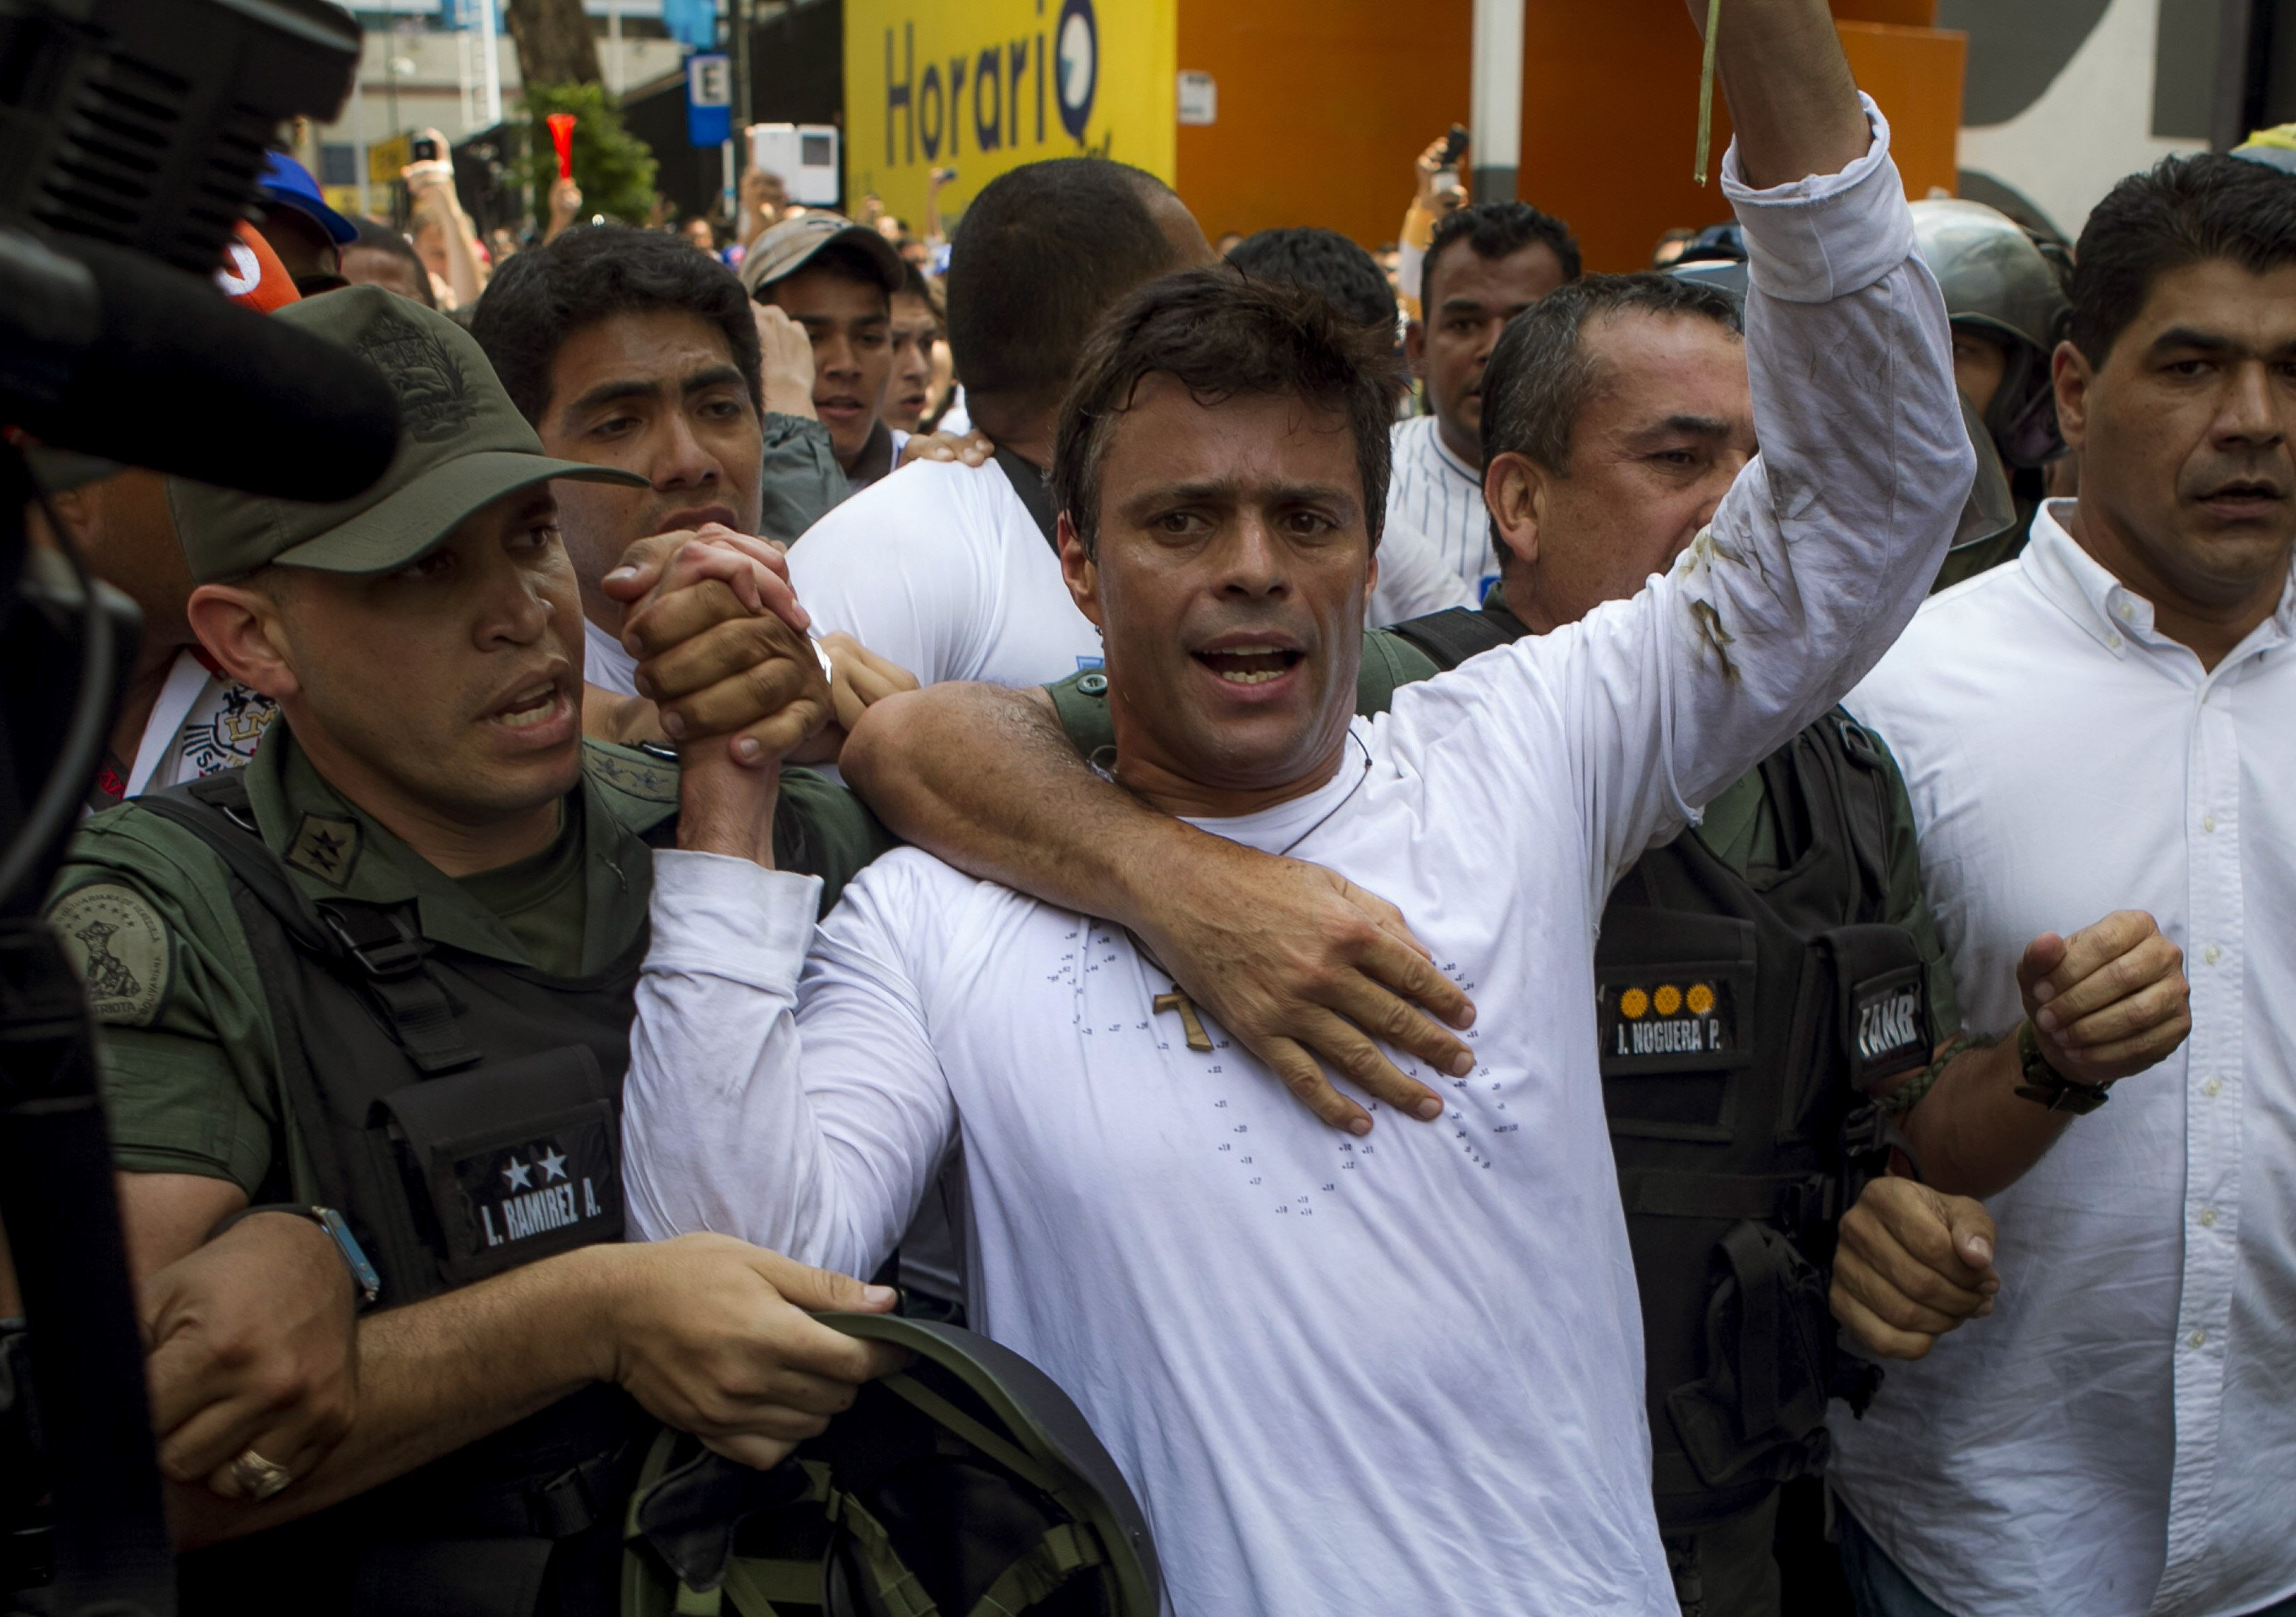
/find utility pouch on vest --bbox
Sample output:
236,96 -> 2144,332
1596,909 -> 1757,1141
1820,925 -> 1932,1094
377,1045 -> 624,1288
1665,1221 -> 1834,1492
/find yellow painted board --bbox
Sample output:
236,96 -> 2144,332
844,0 -> 1177,231
367,135 -> 411,186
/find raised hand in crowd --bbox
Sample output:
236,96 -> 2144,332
753,301 -> 818,420
399,129 -> 488,310
544,174 -> 583,244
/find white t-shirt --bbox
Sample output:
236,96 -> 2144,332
1387,413 -> 1496,600
584,617 -> 638,696
624,103 -> 1965,1617
787,457 -> 1104,688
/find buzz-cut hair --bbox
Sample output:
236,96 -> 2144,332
945,159 -> 1194,419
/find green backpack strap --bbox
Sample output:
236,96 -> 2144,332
963,1521 -> 1105,1617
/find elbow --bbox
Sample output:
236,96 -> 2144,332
840,686 -> 928,808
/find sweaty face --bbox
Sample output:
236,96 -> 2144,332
1496,311 -> 1753,631
2061,257 -> 2296,614
272,490 -> 587,823
766,265 -> 893,471
537,308 -> 765,631
1410,242 -> 1569,468
1066,378 -> 1372,809
885,291 -> 939,434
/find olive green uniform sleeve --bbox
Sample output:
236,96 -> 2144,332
778,764 -> 899,915
758,413 -> 849,544
45,808 -> 285,1193
1864,727 -> 1963,1038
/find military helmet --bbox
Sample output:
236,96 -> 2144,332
1911,199 -> 2072,469
624,1314 -> 1162,1617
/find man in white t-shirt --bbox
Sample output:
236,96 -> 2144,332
786,158 -> 1212,689
624,10 -> 1973,1606
1392,201 -> 1579,600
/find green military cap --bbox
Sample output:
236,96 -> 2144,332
169,285 -> 645,583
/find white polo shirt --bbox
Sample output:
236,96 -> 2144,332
1834,502 -> 2296,1617
624,103 -> 1969,1617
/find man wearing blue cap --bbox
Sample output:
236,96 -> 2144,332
257,151 -> 358,295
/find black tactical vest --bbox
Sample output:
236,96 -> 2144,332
1390,602 -> 1930,1532
137,770 -> 656,1617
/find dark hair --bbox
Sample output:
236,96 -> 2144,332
346,217 -> 435,308
1421,202 -> 1581,314
1481,273 -> 1743,475
896,260 -> 943,321
946,159 -> 1191,416
1052,267 -> 1401,559
1226,227 -> 1397,331
469,224 -> 761,422
2070,152 -> 2296,366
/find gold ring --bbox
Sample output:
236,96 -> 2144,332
229,1448 -> 293,1501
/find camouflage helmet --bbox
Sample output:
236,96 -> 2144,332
1911,199 -> 2072,468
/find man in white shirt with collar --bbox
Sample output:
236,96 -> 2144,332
623,5 -> 1972,1608
1832,152 -> 2296,1617
784,158 -> 1212,690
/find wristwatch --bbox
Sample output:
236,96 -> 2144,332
2012,1019 -> 2110,1115
210,1204 -> 382,1305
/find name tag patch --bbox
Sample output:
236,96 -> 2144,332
1847,971 -> 1929,1086
460,1117 -> 619,1259
1600,974 -> 1744,1074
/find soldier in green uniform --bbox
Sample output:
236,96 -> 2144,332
837,273 -> 2192,1616
44,286 -> 907,1616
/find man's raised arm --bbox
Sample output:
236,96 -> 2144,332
1488,0 -> 1972,896
842,684 -> 1475,1135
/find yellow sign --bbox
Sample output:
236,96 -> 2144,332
367,134 -> 411,186
844,0 -> 1177,231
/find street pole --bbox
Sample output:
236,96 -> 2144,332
1470,0 -> 1523,204
731,0 -> 751,192
477,0 -> 502,128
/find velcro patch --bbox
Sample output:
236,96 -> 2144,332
1599,974 -> 1744,1073
50,883 -> 174,1026
1849,974 -> 1928,1086
284,812 -> 363,885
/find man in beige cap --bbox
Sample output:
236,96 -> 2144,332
43,285 -> 903,1616
741,213 -> 908,490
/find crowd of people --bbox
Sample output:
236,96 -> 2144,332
10,0 -> 2296,1612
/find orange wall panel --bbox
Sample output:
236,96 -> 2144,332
1836,21 -> 1966,200
1174,0 -> 1474,249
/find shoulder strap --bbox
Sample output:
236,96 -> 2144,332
133,775 -> 480,1074
995,447 -> 1059,553
1816,710 -> 1895,921
1387,605 -> 1516,672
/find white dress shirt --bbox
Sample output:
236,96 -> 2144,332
1366,509 -> 1478,628
1386,412 -> 1498,599
1835,501 -> 2296,1617
623,104 -> 1969,1617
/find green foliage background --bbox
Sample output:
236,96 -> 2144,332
518,81 -> 659,226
